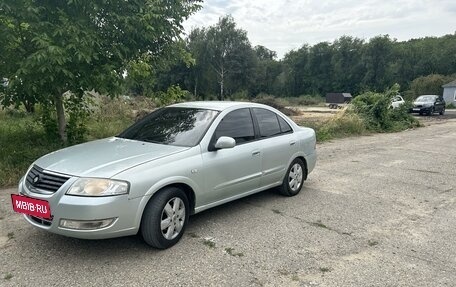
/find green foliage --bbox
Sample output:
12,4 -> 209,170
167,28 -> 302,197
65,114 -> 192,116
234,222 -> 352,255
0,110 -> 62,187
316,111 -> 366,141
154,85 -> 189,106
65,95 -> 92,145
0,0 -> 202,141
0,96 -> 150,187
351,85 -> 419,132
39,104 -> 60,140
447,103 -> 456,109
156,27 -> 456,100
406,74 -> 455,100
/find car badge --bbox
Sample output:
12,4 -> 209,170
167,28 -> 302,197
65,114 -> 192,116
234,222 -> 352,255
33,175 -> 40,183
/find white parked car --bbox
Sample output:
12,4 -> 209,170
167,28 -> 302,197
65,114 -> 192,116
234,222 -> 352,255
12,101 -> 317,249
391,95 -> 405,109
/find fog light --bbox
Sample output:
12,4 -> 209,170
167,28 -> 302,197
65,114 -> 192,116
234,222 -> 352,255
59,218 -> 116,230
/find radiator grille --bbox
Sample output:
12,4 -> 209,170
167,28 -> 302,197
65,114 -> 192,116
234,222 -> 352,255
26,165 -> 70,193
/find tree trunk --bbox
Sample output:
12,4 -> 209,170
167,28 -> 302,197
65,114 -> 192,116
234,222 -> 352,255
220,66 -> 224,101
54,93 -> 66,143
23,100 -> 35,113
194,77 -> 198,99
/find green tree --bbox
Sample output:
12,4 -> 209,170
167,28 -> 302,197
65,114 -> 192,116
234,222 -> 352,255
408,74 -> 455,99
0,0 -> 201,142
205,15 -> 255,100
361,35 -> 394,91
282,46 -> 311,96
331,36 -> 365,94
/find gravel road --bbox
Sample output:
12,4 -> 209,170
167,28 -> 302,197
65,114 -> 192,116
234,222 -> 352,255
1,116 -> 455,287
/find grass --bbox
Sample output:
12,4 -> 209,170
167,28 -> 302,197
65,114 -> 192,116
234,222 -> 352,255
7,232 -> 14,240
319,267 -> 331,273
368,239 -> 379,246
0,100 -> 135,188
202,238 -> 216,248
187,232 -> 199,238
291,274 -> 300,281
224,247 -> 244,257
311,220 -> 331,230
4,273 -> 13,280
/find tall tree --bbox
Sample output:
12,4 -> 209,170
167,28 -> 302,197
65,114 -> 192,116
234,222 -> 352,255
205,15 -> 254,100
0,0 -> 201,142
361,35 -> 394,91
331,36 -> 365,94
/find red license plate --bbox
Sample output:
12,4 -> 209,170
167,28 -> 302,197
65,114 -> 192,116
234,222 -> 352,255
11,194 -> 52,219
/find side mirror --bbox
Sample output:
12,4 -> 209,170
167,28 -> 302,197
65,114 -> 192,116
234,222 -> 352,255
214,136 -> 236,149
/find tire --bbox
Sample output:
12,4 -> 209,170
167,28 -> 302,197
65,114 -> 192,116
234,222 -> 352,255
427,107 -> 434,116
141,187 -> 189,249
440,108 -> 445,115
278,158 -> 306,197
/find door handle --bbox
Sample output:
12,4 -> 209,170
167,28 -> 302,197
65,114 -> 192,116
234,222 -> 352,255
252,150 -> 261,156
289,141 -> 296,146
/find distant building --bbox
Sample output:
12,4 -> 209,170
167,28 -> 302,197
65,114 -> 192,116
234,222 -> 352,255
442,79 -> 456,105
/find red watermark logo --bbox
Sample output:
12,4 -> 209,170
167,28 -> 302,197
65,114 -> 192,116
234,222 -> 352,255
11,194 -> 52,220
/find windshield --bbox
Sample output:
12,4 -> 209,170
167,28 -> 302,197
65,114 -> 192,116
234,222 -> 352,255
118,107 -> 219,147
415,95 -> 436,102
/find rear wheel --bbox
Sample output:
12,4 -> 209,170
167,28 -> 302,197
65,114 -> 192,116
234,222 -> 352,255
141,187 -> 189,249
278,158 -> 306,197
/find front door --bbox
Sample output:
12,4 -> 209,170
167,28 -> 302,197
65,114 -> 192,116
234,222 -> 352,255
200,108 -> 261,206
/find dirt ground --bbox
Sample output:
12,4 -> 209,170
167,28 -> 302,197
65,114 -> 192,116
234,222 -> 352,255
290,106 -> 456,125
0,113 -> 455,286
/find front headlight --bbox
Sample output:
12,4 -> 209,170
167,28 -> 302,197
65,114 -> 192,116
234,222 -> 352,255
66,178 -> 129,196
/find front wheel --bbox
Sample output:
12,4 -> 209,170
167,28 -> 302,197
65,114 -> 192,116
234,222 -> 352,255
141,187 -> 189,249
440,107 -> 445,115
427,107 -> 434,116
278,158 -> 306,196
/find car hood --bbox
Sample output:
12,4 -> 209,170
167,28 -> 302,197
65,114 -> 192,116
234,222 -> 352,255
34,137 -> 189,178
413,101 -> 433,105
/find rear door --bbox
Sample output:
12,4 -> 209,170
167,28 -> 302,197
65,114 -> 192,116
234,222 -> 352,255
435,96 -> 445,112
252,108 -> 298,188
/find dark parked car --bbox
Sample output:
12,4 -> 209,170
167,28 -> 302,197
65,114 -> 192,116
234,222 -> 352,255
410,95 -> 445,116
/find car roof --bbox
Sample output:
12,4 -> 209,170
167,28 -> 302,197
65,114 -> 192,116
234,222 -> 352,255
169,101 -> 270,111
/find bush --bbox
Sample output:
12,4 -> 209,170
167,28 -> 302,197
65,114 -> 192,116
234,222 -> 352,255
405,74 -> 455,100
316,109 -> 366,141
351,86 -> 419,132
252,95 -> 298,116
286,95 -> 325,106
447,103 -> 456,109
154,85 -> 190,106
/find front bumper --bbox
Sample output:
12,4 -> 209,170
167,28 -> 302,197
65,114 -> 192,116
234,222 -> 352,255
409,107 -> 431,113
18,178 -> 142,239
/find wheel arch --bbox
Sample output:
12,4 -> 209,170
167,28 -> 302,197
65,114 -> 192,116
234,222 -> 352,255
295,156 -> 308,180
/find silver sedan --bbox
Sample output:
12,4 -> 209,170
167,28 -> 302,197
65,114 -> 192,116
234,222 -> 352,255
12,101 -> 317,249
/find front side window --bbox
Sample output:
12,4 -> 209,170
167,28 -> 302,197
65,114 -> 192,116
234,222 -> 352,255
118,107 -> 219,147
214,108 -> 255,144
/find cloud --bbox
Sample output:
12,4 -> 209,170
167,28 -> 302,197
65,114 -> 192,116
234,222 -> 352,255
184,0 -> 456,58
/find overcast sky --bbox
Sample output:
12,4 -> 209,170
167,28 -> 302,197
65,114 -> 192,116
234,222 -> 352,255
183,0 -> 456,59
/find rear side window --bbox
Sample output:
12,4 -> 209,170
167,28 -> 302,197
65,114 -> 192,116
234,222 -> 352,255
278,116 -> 292,133
253,108 -> 282,137
214,109 -> 255,144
